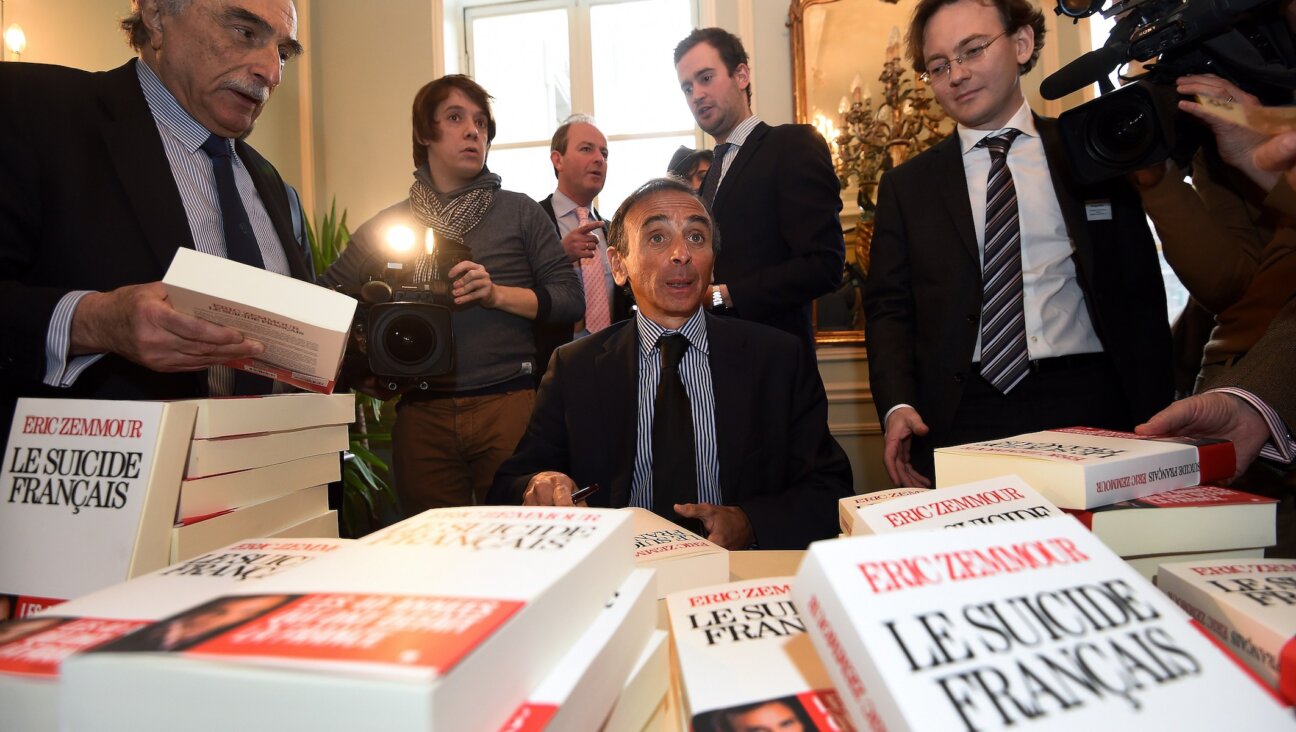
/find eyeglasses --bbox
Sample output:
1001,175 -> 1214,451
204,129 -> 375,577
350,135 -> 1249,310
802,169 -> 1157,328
920,31 -> 1009,85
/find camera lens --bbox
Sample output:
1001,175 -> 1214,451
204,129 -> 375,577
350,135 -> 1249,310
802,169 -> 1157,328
1085,100 -> 1156,167
383,313 -> 437,365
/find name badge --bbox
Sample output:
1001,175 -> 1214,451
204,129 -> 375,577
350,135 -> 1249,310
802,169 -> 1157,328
1085,200 -> 1113,221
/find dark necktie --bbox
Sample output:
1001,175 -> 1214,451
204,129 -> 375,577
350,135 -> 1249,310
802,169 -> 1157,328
652,333 -> 701,533
200,134 -> 273,396
699,142 -> 733,206
200,134 -> 266,269
976,129 -> 1029,394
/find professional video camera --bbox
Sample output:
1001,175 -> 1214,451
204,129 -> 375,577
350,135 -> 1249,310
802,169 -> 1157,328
336,225 -> 471,391
1041,0 -> 1296,183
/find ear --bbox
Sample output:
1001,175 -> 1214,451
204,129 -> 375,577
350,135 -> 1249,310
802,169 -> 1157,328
139,0 -> 167,50
550,149 -> 563,172
1013,25 -> 1035,67
733,62 -> 751,90
608,246 -> 629,287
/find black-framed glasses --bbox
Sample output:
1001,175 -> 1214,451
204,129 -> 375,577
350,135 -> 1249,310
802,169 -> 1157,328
920,31 -> 1010,85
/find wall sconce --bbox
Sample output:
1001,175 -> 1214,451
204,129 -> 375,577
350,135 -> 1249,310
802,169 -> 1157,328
4,24 -> 25,60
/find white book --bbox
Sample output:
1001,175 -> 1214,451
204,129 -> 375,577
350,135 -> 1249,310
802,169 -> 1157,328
184,392 -> 355,439
629,507 -> 728,598
178,452 -> 340,520
793,516 -> 1292,731
934,427 -> 1236,509
1124,547 -> 1265,582
1064,485 -> 1276,557
1158,558 -> 1296,704
602,630 -> 670,732
839,489 -> 929,535
163,248 -> 357,393
62,506 -> 634,731
0,538 -> 347,732
666,577 -> 855,731
269,510 -> 339,540
170,485 -> 331,562
497,569 -> 657,731
0,398 -> 197,603
843,476 -> 1063,535
185,424 -> 348,478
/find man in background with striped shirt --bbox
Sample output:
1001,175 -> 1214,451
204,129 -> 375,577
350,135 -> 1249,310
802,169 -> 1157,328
490,178 -> 852,550
0,0 -> 310,427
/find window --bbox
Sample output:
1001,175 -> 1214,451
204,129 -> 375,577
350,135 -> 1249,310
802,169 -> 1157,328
465,0 -> 698,214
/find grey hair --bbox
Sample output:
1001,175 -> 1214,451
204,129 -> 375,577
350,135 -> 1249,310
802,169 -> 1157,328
121,0 -> 195,51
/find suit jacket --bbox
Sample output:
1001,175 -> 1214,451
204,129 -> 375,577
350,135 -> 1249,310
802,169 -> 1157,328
532,194 -> 632,382
490,313 -> 853,549
709,122 -> 845,350
0,60 -> 309,425
863,115 -> 1173,442
1205,294 -> 1296,433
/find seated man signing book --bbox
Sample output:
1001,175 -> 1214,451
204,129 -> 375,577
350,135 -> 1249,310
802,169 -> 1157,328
489,178 -> 852,550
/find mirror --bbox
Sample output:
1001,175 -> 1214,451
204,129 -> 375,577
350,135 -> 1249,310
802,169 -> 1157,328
790,0 -> 954,345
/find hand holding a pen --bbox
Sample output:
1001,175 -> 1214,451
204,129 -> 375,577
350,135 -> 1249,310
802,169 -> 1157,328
522,471 -> 599,507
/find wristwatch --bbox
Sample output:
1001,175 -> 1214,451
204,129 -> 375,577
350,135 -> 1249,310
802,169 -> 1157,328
711,285 -> 724,309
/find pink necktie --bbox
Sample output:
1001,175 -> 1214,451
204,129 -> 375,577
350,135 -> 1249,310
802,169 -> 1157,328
576,206 -> 611,333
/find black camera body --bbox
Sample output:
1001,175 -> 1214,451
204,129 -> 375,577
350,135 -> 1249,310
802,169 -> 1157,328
340,236 -> 472,391
1044,0 -> 1295,184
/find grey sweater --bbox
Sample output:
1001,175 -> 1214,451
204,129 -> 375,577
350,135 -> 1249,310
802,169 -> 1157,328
324,175 -> 582,394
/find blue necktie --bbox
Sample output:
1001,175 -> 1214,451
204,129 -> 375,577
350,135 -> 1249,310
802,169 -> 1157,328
977,129 -> 1029,394
200,134 -> 266,269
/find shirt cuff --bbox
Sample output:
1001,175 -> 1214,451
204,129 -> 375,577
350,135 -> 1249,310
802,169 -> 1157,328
1210,387 -> 1296,464
883,403 -> 915,427
43,291 -> 104,388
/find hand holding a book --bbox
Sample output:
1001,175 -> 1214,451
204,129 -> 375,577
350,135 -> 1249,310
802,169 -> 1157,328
1135,391 -> 1269,480
883,406 -> 932,488
69,282 -> 264,371
523,471 -> 585,506
673,503 -> 753,550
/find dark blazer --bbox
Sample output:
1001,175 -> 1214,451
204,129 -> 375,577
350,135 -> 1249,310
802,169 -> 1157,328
490,313 -> 853,549
532,194 -> 632,382
709,122 -> 845,351
0,60 -> 310,424
1206,294 -> 1296,432
863,115 -> 1173,442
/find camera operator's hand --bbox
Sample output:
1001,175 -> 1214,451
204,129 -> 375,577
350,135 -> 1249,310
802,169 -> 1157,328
523,471 -> 582,506
352,375 -> 406,401
70,282 -> 263,371
561,221 -> 604,264
1176,75 -> 1278,191
1254,131 -> 1296,190
448,260 -> 541,319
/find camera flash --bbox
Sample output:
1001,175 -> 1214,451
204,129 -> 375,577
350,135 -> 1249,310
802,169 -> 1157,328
385,225 -> 416,253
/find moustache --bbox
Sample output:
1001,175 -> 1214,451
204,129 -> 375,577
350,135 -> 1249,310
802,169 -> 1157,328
221,78 -> 271,103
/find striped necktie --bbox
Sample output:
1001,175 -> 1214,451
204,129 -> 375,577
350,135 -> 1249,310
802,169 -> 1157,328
977,129 -> 1028,394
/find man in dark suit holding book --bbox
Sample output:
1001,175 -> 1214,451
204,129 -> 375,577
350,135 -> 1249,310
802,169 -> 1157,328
491,178 -> 852,550
863,0 -> 1173,487
0,0 -> 310,428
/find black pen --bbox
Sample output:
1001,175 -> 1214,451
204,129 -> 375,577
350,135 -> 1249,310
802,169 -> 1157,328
570,483 -> 600,503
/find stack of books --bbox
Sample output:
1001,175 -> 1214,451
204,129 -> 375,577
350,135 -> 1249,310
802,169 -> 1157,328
629,507 -> 728,598
838,476 -> 1063,537
793,515 -> 1293,730
0,537 -> 349,730
171,393 -> 355,561
57,506 -> 660,731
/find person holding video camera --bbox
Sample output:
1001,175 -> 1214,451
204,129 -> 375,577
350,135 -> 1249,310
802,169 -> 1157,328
863,0 -> 1173,487
322,75 -> 582,516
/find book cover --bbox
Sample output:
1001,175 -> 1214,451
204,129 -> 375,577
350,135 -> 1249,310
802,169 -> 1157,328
1158,558 -> 1296,704
839,489 -> 929,535
666,576 -> 855,731
185,423 -> 348,478
1124,547 -> 1264,582
603,630 -> 670,732
184,392 -> 355,439
496,568 -> 657,732
843,476 -> 1063,536
0,398 -> 197,602
793,515 -> 1291,731
629,507 -> 729,598
1064,485 -> 1276,557
178,452 -> 340,520
163,248 -> 357,394
62,506 -> 635,731
0,538 -> 346,731
170,485 -> 331,563
934,427 -> 1236,509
